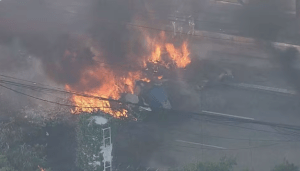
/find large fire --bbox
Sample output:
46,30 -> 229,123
66,31 -> 191,117
38,166 -> 45,171
65,67 -> 144,117
166,42 -> 190,68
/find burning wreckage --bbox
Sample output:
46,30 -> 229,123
64,31 -> 190,119
120,79 -> 172,119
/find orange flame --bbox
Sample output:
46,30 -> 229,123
65,66 -> 148,117
38,166 -> 45,171
142,31 -> 191,68
149,45 -> 162,63
65,31 -> 191,117
165,41 -> 191,68
140,78 -> 151,82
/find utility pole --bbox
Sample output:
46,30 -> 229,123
238,0 -> 245,6
172,21 -> 176,37
297,0 -> 300,20
297,0 -> 300,34
200,85 -> 203,161
188,16 -> 195,36
249,138 -> 253,171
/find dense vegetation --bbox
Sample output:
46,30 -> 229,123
169,157 -> 237,171
169,157 -> 299,171
0,116 -> 299,171
0,119 -> 51,171
76,114 -> 105,171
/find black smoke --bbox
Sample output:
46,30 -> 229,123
90,0 -> 136,67
235,0 -> 300,94
0,0 -> 203,88
277,47 -> 300,92
0,0 -> 145,89
236,0 -> 291,41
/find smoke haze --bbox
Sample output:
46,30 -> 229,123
237,0 -> 291,41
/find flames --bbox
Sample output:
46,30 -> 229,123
65,67 -> 144,117
166,42 -> 190,68
65,30 -> 191,117
142,31 -> 190,69
38,166 -> 45,171
149,45 -> 162,64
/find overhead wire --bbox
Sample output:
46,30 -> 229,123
2,80 -> 300,140
88,17 -> 253,45
170,141 -> 283,151
203,118 -> 300,137
189,116 -> 300,138
169,129 -> 298,142
0,74 -> 66,90
197,111 -> 300,131
0,78 -> 149,108
0,84 -> 109,110
2,74 -> 300,136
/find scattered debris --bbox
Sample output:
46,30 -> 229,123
147,86 -> 172,110
91,116 -> 108,125
124,94 -> 139,104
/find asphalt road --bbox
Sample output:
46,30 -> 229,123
115,37 -> 300,171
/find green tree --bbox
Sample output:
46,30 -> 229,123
169,157 -> 236,171
5,144 -> 47,171
76,114 -> 107,171
272,160 -> 299,171
0,121 -> 51,171
0,154 -> 16,171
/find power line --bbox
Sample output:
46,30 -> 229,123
88,17 -> 236,42
0,74 -> 65,90
187,111 -> 300,134
203,118 -> 300,137
18,89 -> 290,152
169,130 -> 298,142
96,18 -> 255,45
159,139 -> 285,151
189,116 -> 300,140
0,84 -> 111,110
2,77 -> 300,132
2,80 -> 300,139
194,111 -> 300,131
0,79 -> 149,108
273,127 -> 300,140
170,141 -> 282,151
2,75 -> 300,134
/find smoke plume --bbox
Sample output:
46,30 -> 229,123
236,0 -> 291,41
235,0 -> 300,95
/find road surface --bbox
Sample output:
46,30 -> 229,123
114,34 -> 300,171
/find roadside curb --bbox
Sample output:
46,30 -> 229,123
194,30 -> 300,51
225,82 -> 297,95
